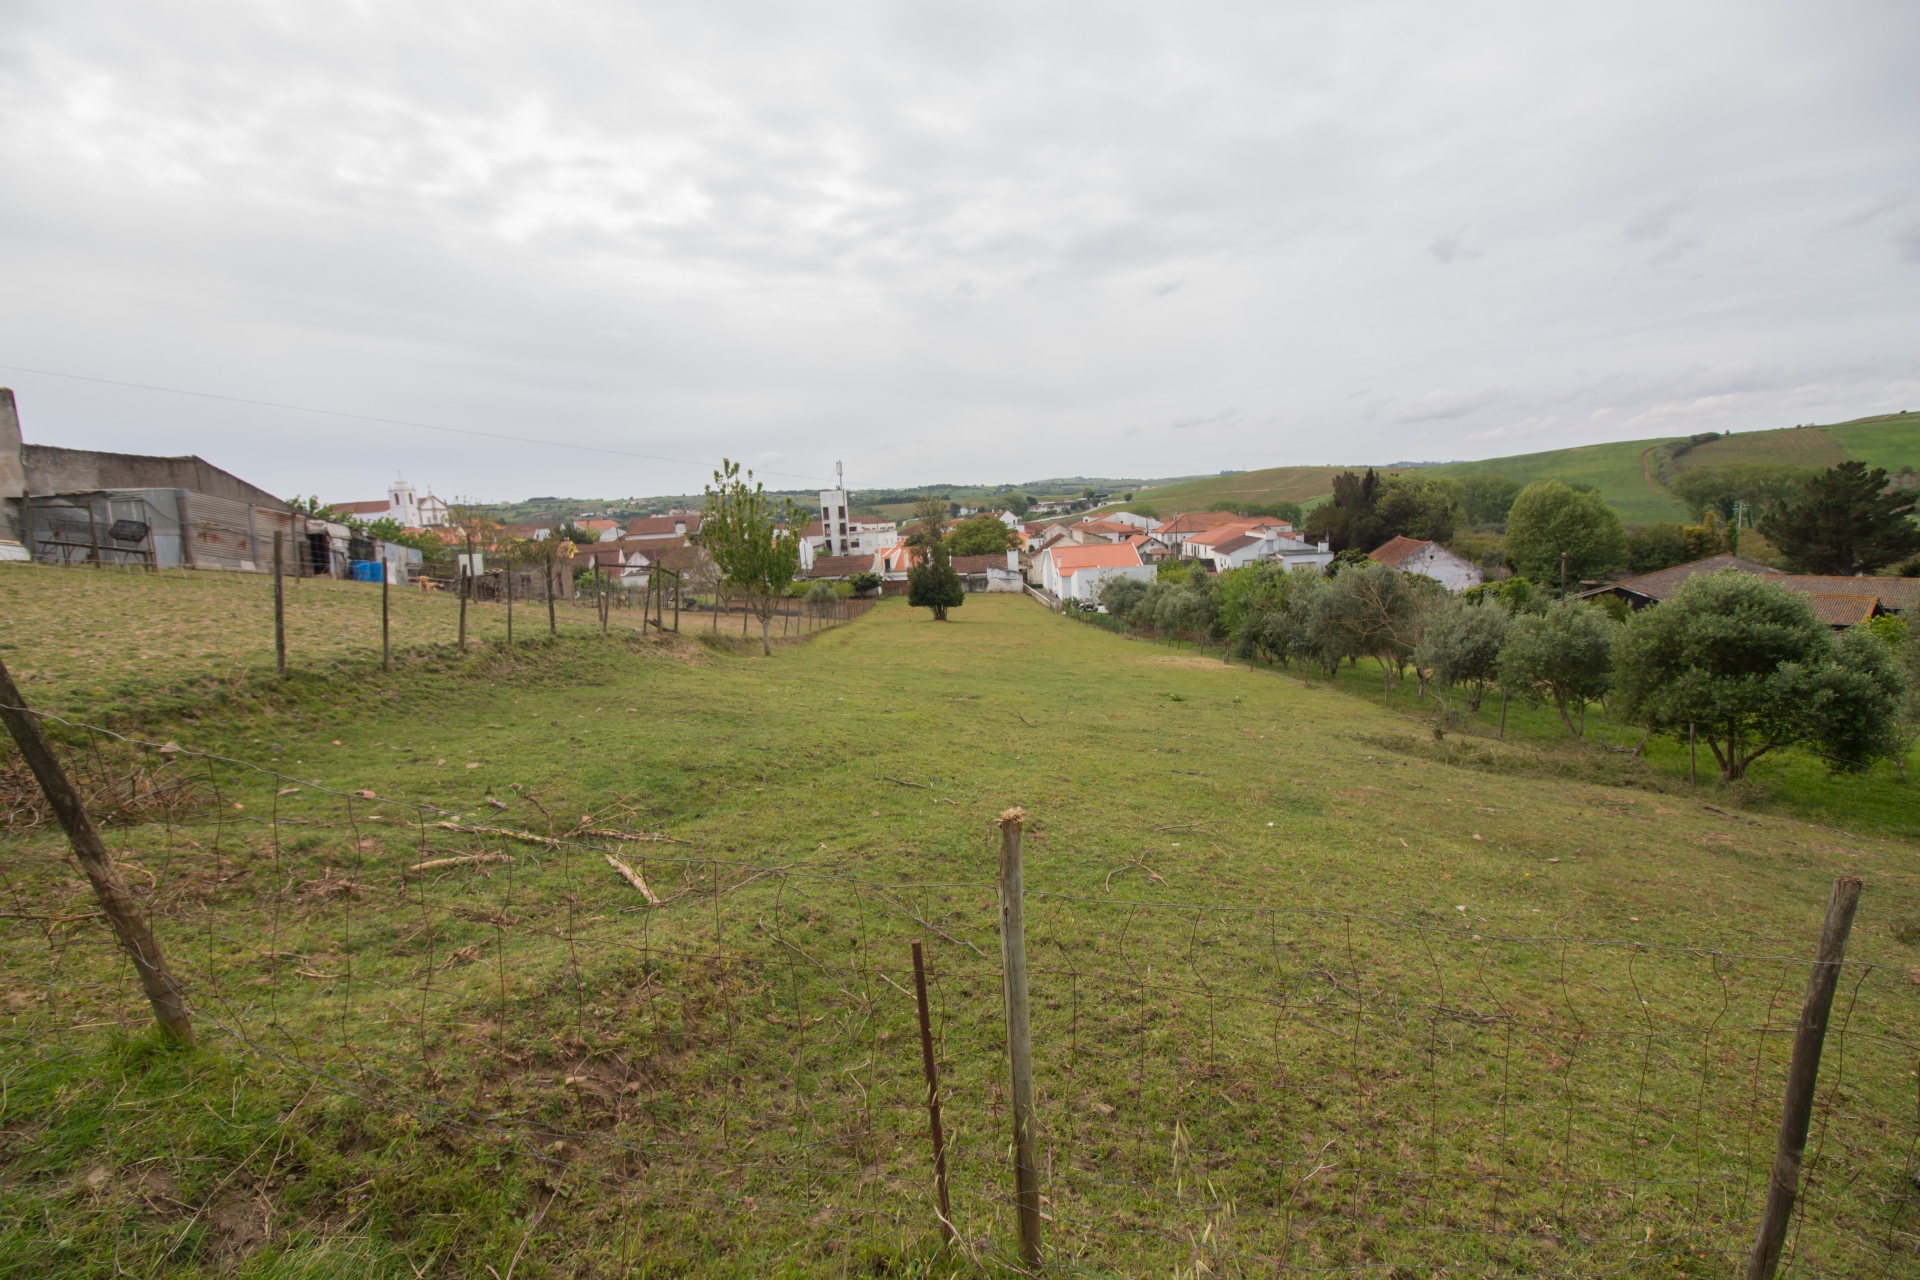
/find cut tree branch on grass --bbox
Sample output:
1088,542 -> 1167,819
407,854 -> 514,875
604,855 -> 661,905
881,776 -> 930,789
427,821 -> 684,847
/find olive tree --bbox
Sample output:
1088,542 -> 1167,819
1496,599 -> 1616,736
1310,561 -> 1416,700
1614,570 -> 1908,779
1415,595 -> 1513,711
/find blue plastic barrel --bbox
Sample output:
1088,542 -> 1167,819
349,560 -> 384,583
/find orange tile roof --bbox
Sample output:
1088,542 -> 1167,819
1155,511 -> 1241,535
1369,535 -> 1433,566
1049,543 -> 1144,574
1183,520 -> 1282,547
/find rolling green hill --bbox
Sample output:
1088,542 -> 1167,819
1421,437 -> 1690,524
1423,413 -> 1919,525
1120,412 -> 1919,526
1128,465 -> 1409,515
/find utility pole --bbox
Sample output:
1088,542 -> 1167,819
1560,549 -> 1568,598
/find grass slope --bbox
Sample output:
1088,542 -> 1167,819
1825,412 -> 1920,474
1129,466 -> 1402,514
1421,438 -> 1689,525
3,577 -> 1919,1276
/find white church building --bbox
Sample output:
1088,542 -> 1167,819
335,475 -> 448,528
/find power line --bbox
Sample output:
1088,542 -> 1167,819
0,362 -> 831,487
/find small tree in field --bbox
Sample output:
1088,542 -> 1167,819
1497,599 -> 1616,736
906,494 -> 964,620
1416,595 -> 1512,711
1311,561 -> 1416,700
701,460 -> 803,655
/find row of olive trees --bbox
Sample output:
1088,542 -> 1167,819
1102,562 -> 1918,782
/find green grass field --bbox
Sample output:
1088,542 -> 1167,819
3,572 -> 1919,1277
1421,440 -> 1690,525
1825,413 -> 1920,475
1129,466 -> 1399,516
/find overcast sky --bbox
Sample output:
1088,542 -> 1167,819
2,1 -> 1916,503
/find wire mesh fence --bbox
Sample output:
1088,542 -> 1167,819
5,718 -> 1919,1276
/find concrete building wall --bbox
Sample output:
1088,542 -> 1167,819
0,390 -> 26,556
22,444 -> 288,511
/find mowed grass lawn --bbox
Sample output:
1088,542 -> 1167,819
3,577 -> 1919,1277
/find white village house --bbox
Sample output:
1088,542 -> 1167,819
1369,535 -> 1483,591
1036,542 -> 1153,603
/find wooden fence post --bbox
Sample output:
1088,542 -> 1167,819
546,548 -> 557,636
459,531 -> 473,652
911,940 -> 955,1244
272,531 -> 287,677
997,807 -> 1042,1268
0,657 -> 193,1045
1746,876 -> 1864,1279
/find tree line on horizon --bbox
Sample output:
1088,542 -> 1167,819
1300,460 -> 1920,583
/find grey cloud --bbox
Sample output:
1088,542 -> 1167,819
1899,219 -> 1920,263
1428,235 -> 1482,264
1395,388 -> 1511,423
1170,408 -> 1239,431
1626,198 -> 1688,243
0,1 -> 1914,499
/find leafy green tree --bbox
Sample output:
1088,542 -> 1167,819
1326,548 -> 1372,576
948,514 -> 1020,556
1757,461 -> 1920,576
1626,523 -> 1689,574
1310,561 -> 1417,699
1667,463 -> 1811,524
1135,576 -> 1219,641
1099,575 -> 1152,618
1458,474 -> 1522,528
1004,493 -> 1032,517
1502,481 -> 1627,590
1496,600 -> 1616,736
701,460 -> 804,654
1374,476 -> 1457,544
1213,563 -> 1286,641
906,495 -> 964,620
1232,500 -> 1303,526
1305,469 -> 1386,553
1246,569 -> 1332,668
286,495 -> 341,519
1415,596 -> 1513,710
1614,570 -> 1908,778
847,571 -> 882,596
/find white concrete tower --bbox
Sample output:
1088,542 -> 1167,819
817,461 -> 849,558
387,474 -> 420,526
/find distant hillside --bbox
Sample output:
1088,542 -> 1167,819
1420,438 -> 1690,524
1128,465 -> 1410,515
1420,412 -> 1918,525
